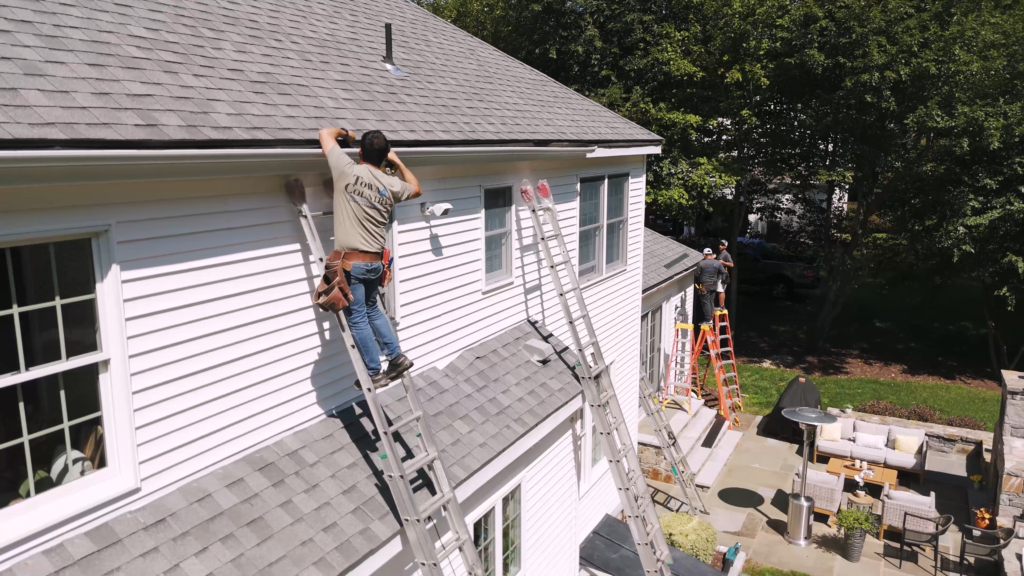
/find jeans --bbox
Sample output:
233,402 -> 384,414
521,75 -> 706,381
342,261 -> 402,375
699,287 -> 715,324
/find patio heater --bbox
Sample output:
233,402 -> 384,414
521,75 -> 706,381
782,407 -> 838,547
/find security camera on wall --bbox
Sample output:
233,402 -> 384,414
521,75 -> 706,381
420,202 -> 452,217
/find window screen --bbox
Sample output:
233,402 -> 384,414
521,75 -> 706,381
484,186 -> 513,285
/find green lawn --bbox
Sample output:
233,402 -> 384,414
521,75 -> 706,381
732,364 -> 1001,431
741,562 -> 812,576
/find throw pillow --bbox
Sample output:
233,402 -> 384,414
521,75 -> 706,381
820,422 -> 842,442
894,434 -> 921,455
854,432 -> 886,450
887,489 -> 932,507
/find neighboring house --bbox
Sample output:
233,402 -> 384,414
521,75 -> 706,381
639,229 -> 702,393
0,1 -> 661,574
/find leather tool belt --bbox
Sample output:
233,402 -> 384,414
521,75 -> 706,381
312,250 -> 355,312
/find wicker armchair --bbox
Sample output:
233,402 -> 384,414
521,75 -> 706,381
793,469 -> 844,527
879,482 -> 937,542
960,527 -> 1014,574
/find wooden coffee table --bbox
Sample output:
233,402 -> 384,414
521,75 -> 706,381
826,457 -> 898,487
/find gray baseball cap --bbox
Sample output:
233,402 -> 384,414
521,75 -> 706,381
703,248 -> 713,255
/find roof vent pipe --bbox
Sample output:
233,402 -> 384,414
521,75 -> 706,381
382,23 -> 409,77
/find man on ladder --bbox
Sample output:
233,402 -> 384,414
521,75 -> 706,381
317,126 -> 421,389
695,248 -> 726,325
307,129 -> 484,575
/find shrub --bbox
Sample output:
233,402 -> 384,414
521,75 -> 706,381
944,415 -> 987,431
659,512 -> 717,564
904,404 -> 941,424
854,400 -> 986,431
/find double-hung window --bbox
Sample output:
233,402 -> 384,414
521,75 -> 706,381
640,307 -> 662,387
0,238 -> 107,511
473,484 -> 521,576
578,174 -> 629,280
483,186 -> 513,286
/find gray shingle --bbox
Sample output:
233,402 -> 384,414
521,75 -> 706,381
19,321 -> 580,576
643,229 -> 702,292
0,0 -> 658,144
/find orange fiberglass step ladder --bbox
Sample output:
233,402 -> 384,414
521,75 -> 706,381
286,179 -> 483,576
687,310 -> 744,429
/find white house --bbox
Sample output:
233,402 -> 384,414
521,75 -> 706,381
0,0 -> 663,575
639,229 -> 701,392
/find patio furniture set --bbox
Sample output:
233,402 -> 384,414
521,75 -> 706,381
797,416 -> 1015,573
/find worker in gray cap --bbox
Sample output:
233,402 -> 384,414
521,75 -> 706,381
695,248 -> 726,324
716,239 -> 734,309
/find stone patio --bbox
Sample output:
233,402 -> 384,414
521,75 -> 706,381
650,415 -> 1001,576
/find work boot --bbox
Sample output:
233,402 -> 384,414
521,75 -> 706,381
385,354 -> 414,381
354,372 -> 389,390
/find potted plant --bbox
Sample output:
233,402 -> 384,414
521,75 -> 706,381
970,474 -> 983,490
835,508 -> 878,563
974,508 -> 993,529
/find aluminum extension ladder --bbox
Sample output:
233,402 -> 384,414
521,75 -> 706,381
287,179 -> 482,576
638,374 -> 708,515
521,181 -> 673,576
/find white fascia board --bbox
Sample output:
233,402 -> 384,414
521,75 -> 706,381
0,146 -> 598,188
347,393 -> 582,576
586,145 -> 661,158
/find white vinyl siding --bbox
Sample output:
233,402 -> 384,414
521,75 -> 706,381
0,153 -> 647,565
483,186 -> 513,286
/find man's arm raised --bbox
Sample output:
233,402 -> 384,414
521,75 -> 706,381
387,150 -> 422,199
318,127 -> 356,156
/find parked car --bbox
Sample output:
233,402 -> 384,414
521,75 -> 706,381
736,247 -> 821,298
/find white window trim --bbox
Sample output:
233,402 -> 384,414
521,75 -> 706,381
471,479 -> 523,576
0,224 -> 139,553
481,184 -> 516,290
640,307 -> 662,390
576,173 -> 630,287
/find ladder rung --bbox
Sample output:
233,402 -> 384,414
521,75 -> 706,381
420,490 -> 452,519
600,389 -> 616,404
388,410 -> 423,434
721,359 -> 735,365
551,257 -> 572,268
727,385 -> 740,393
718,335 -> 730,340
577,339 -> 594,351
723,372 -> 737,379
308,210 -> 334,217
719,347 -> 732,353
570,311 -> 588,324
540,231 -> 562,241
403,451 -> 438,477
436,534 -> 469,562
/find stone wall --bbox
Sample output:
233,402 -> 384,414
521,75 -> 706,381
639,444 -> 676,485
995,370 -> 1024,524
823,407 -> 993,455
994,370 -> 1024,576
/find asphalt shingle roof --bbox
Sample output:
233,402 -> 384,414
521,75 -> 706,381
642,228 -> 702,292
2,321 -> 581,576
0,0 -> 659,145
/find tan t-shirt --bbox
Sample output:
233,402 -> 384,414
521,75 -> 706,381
327,145 -> 416,253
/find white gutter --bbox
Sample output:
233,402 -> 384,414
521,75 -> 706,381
0,146 -> 597,169
0,144 -> 658,188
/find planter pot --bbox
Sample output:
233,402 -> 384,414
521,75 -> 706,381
974,481 -> 982,490
845,530 -> 866,563
843,408 -> 852,414
976,518 -> 991,529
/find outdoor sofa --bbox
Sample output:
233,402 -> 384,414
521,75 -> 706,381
814,417 -> 927,482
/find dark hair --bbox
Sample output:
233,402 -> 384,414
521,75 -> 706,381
360,130 -> 390,168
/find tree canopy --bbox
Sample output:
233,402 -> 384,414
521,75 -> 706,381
415,0 -> 1024,372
